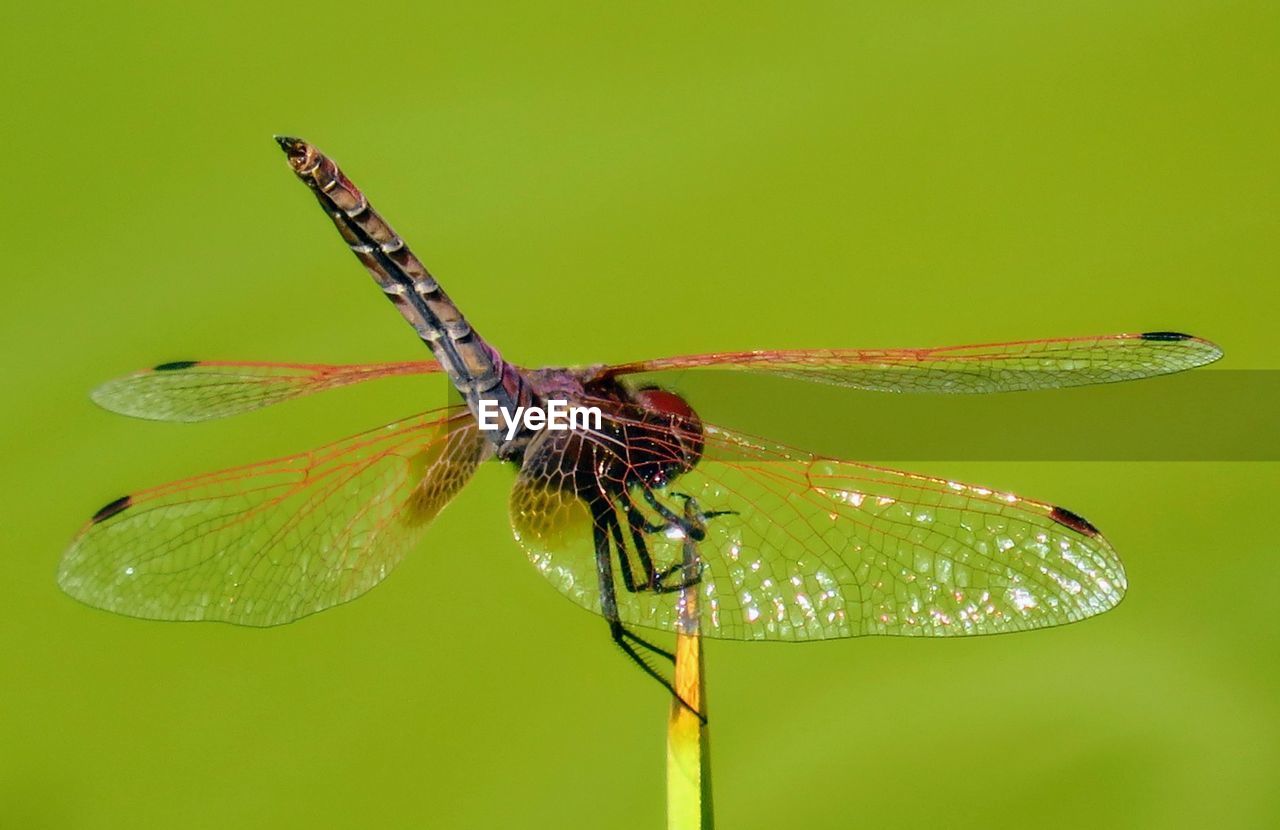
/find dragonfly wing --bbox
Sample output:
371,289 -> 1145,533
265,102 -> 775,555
604,332 -> 1221,393
91,359 -> 443,421
59,406 -> 487,626
510,422 -> 1124,641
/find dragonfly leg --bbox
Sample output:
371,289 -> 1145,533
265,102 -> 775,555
635,490 -> 737,593
615,621 -> 675,663
610,495 -> 695,601
639,488 -> 737,542
609,620 -> 703,722
631,504 -> 676,536
653,556 -> 704,594
593,503 -> 704,721
639,488 -> 702,539
594,506 -> 671,660
606,508 -> 646,593
616,502 -> 662,592
622,496 -> 731,597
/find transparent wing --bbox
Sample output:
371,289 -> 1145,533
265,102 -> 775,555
91,359 -> 443,421
603,331 -> 1221,393
511,417 -> 1124,641
59,406 -> 487,626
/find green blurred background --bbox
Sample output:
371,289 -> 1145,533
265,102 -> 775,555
2,2 -> 1276,827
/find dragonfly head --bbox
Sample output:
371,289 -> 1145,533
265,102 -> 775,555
630,386 -> 705,487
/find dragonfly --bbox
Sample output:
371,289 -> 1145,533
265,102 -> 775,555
59,138 -> 1222,714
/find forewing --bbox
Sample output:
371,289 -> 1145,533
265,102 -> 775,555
91,359 -> 442,421
59,406 -> 487,626
604,332 -> 1221,393
511,421 -> 1125,641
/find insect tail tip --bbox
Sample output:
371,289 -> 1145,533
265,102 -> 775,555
274,135 -> 317,173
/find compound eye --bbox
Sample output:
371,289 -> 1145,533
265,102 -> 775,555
633,387 -> 696,420
632,387 -> 705,471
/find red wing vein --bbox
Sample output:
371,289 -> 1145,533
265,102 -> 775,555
59,407 -> 486,626
511,404 -> 1125,641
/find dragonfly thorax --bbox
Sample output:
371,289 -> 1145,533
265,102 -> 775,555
515,375 -> 705,502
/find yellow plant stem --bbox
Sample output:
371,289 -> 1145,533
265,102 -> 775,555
666,564 -> 713,829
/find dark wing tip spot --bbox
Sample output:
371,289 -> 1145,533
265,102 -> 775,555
1139,331 -> 1193,342
1050,505 -> 1100,537
91,495 -> 132,524
153,360 -> 199,371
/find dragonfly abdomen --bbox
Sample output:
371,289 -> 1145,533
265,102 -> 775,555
277,136 -> 539,438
